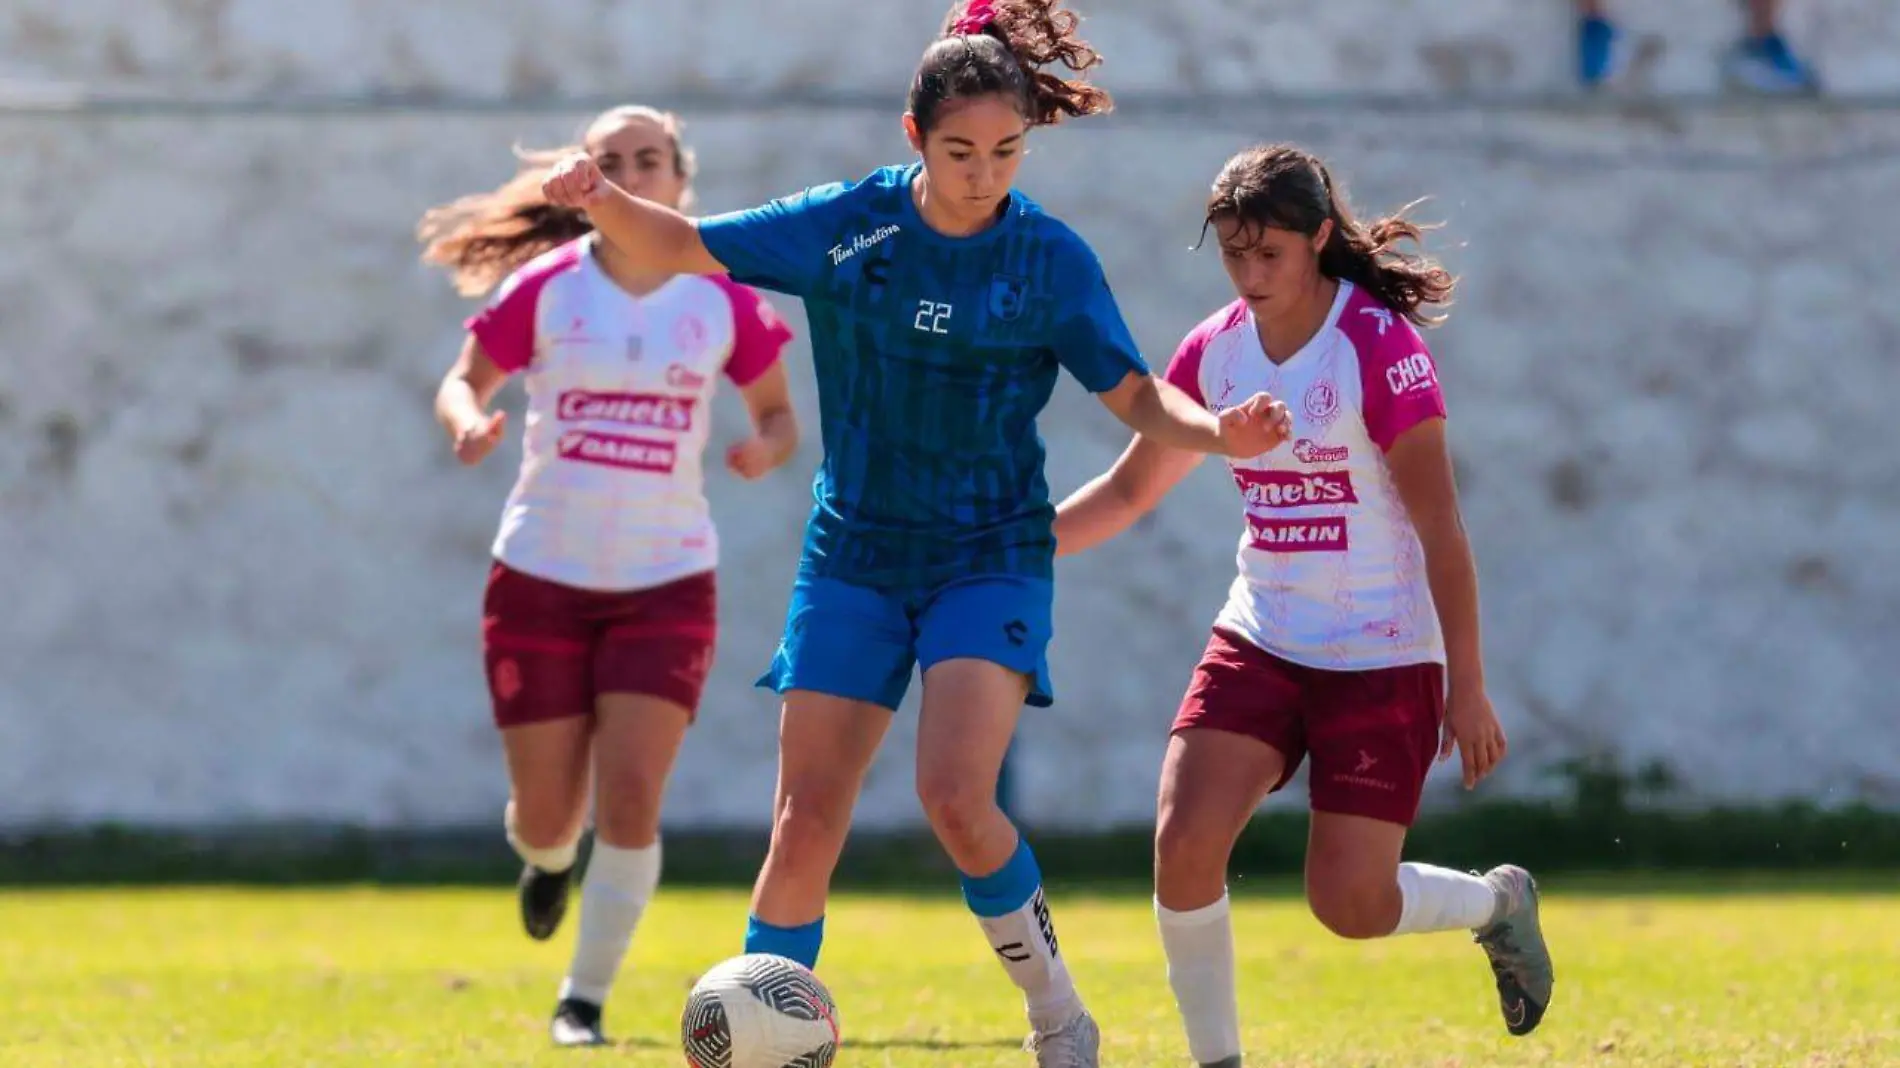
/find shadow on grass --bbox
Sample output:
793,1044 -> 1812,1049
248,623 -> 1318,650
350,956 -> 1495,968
847,1037 -> 1024,1051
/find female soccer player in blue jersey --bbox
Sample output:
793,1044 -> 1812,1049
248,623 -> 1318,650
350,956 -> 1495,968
542,2 -> 1291,1061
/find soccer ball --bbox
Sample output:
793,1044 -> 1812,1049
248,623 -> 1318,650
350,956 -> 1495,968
681,953 -> 840,1068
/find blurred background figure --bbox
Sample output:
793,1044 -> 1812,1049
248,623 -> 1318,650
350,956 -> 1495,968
1575,0 -> 1820,93
420,103 -> 799,1048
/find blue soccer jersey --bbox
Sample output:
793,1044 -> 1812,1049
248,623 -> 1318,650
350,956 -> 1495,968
698,163 -> 1147,589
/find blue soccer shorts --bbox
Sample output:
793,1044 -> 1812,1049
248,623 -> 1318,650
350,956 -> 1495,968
756,573 -> 1055,710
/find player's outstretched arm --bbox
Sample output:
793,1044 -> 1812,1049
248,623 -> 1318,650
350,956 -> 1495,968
1052,433 -> 1201,557
542,153 -> 727,276
1095,372 -> 1292,459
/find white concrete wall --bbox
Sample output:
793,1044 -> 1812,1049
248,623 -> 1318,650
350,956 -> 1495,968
0,0 -> 1889,100
2,1 -> 1895,829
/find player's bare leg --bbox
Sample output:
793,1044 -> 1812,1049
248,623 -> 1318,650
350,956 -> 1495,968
1305,812 -> 1552,1034
1153,729 -> 1285,1068
547,693 -> 690,1047
919,659 -> 1097,1068
745,691 -> 891,968
500,717 -> 593,942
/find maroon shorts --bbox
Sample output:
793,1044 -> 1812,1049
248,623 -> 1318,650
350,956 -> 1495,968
481,561 -> 717,729
1172,627 -> 1446,826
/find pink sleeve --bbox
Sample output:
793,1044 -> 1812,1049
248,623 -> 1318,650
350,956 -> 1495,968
712,276 -> 794,388
461,243 -> 581,373
1164,302 -> 1243,408
1348,300 -> 1447,451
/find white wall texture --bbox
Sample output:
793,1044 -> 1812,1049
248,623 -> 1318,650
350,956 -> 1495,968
1,0 -> 1895,829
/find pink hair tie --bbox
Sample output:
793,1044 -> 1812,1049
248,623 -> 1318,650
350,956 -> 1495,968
951,0 -> 995,35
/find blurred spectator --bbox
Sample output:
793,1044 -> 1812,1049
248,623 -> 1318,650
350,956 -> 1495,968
1576,0 -> 1819,94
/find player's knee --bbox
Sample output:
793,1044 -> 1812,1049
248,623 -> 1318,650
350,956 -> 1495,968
592,780 -> 663,848
508,797 -> 584,852
915,773 -> 997,851
1154,806 -> 1228,876
766,788 -> 854,871
1306,877 -> 1399,940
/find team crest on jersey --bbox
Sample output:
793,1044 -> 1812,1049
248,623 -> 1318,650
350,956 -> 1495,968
673,315 -> 707,353
1303,379 -> 1341,425
988,274 -> 1028,322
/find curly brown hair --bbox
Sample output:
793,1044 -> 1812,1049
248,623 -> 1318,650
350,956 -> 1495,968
416,106 -> 696,298
910,0 -> 1112,133
1203,143 -> 1456,327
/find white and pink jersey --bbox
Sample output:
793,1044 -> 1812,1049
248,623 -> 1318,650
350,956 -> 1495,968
467,235 -> 792,592
1166,282 -> 1448,670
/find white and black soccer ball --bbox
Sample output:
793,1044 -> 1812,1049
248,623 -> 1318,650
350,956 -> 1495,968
681,953 -> 840,1068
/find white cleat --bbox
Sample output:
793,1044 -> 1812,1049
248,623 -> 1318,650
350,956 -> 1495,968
1024,1010 -> 1100,1068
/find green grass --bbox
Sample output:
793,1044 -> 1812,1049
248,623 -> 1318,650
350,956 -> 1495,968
4,881 -> 1896,1066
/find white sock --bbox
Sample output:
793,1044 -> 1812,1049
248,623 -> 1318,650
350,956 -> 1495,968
975,886 -> 1082,1033
1393,862 -> 1500,935
558,839 -> 662,1005
504,800 -> 580,873
1156,894 -> 1242,1067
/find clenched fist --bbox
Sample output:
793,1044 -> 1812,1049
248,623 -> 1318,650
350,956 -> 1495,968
542,153 -> 611,209
1216,392 -> 1294,459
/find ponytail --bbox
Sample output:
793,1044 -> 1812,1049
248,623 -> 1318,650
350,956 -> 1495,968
910,0 -> 1111,133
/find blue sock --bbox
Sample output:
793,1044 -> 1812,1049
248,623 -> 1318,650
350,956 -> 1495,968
960,836 -> 1043,917
744,914 -> 825,969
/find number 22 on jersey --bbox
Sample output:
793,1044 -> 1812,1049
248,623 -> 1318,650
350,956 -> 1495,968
913,300 -> 952,335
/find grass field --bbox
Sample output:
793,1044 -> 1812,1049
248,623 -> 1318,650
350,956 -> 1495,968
4,878 -> 1895,1067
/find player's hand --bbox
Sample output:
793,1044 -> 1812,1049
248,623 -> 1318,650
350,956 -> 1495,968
725,436 -> 780,480
542,153 -> 610,209
453,410 -> 507,466
1439,685 -> 1507,789
1216,391 -> 1293,458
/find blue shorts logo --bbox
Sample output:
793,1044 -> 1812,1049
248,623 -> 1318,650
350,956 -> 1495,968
1003,619 -> 1027,647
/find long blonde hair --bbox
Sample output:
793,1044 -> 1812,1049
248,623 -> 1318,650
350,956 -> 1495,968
416,106 -> 698,297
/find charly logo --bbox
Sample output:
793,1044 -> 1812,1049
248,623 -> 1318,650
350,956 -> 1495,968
550,315 -> 597,344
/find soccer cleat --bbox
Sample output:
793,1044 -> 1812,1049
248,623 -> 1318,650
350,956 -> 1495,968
1023,1010 -> 1100,1068
1200,1059 -> 1243,1068
518,862 -> 574,941
1472,865 -> 1554,1036
549,996 -> 608,1047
